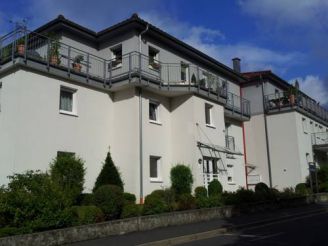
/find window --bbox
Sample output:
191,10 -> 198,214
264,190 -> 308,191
150,156 -> 161,181
180,62 -> 189,82
227,164 -> 234,183
59,87 -> 77,115
200,72 -> 209,88
57,151 -> 75,158
110,45 -> 122,68
302,118 -> 307,134
203,158 -> 218,174
148,46 -> 160,70
205,103 -> 214,126
149,100 -> 160,123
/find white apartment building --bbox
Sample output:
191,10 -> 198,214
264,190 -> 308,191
241,70 -> 328,190
0,14 -> 250,202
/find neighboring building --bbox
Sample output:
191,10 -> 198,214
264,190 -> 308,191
0,14 -> 250,202
240,68 -> 328,190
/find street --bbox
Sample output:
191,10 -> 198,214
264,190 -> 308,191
69,204 -> 328,246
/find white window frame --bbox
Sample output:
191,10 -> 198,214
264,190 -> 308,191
148,46 -> 160,70
205,103 -> 215,128
180,62 -> 189,83
110,44 -> 122,68
149,156 -> 162,182
227,164 -> 234,184
59,86 -> 77,116
149,100 -> 161,124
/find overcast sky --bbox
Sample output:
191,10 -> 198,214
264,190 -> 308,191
1,0 -> 327,105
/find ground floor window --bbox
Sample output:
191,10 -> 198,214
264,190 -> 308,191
150,156 -> 161,181
227,164 -> 234,183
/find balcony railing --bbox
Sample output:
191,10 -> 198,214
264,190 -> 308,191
0,28 -> 230,97
264,91 -> 328,123
225,135 -> 235,151
311,132 -> 328,146
226,91 -> 251,117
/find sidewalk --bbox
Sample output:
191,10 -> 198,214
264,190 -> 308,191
68,203 -> 328,246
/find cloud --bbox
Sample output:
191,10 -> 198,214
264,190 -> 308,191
141,12 -> 304,74
289,75 -> 328,105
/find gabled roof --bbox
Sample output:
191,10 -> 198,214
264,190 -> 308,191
32,14 -> 246,83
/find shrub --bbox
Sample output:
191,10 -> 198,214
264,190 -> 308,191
123,192 -> 136,205
93,150 -> 124,192
195,196 -> 210,208
0,171 -> 73,232
234,188 -> 255,205
142,190 -> 170,215
295,183 -> 310,195
71,206 -> 104,225
170,164 -> 193,196
208,180 -> 223,197
50,155 -> 85,204
221,191 -> 237,206
93,185 -> 124,220
121,204 -> 141,218
208,195 -> 222,207
177,194 -> 196,211
255,182 -> 270,194
194,186 -> 207,199
77,193 -> 94,206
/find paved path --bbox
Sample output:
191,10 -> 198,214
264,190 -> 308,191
68,203 -> 328,246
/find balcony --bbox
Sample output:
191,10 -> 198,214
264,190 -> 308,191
264,91 -> 328,125
225,91 -> 251,119
0,28 -> 230,101
312,132 -> 328,153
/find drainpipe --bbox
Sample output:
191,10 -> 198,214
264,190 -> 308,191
138,24 -> 149,204
240,87 -> 249,189
261,75 -> 273,188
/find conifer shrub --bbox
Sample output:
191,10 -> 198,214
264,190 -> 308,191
93,150 -> 123,192
93,185 -> 124,220
194,186 -> 208,199
142,190 -> 170,215
208,180 -> 223,197
123,192 -> 136,205
170,164 -> 193,196
121,204 -> 142,218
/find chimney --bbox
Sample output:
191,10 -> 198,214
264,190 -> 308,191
232,57 -> 241,73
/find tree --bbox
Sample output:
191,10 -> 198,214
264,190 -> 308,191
93,150 -> 123,192
50,155 -> 85,204
170,164 -> 193,196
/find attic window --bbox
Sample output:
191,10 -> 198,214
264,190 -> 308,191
149,46 -> 160,70
110,45 -> 122,68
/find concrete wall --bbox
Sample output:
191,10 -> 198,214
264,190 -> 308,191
0,70 -> 113,191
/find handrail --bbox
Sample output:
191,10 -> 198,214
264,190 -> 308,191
264,91 -> 328,123
1,27 -> 250,116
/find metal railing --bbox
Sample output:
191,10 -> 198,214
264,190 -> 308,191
264,91 -> 328,123
226,91 -> 251,117
225,135 -> 235,151
311,132 -> 328,146
0,28 -> 253,115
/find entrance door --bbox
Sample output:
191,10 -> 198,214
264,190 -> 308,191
203,158 -> 218,187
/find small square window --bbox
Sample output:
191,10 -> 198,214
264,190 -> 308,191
60,87 -> 77,115
149,100 -> 160,122
302,118 -> 307,134
110,45 -> 122,68
150,156 -> 161,181
205,103 -> 213,126
149,46 -> 160,70
227,164 -> 234,183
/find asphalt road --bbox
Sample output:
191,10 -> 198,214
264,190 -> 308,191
68,203 -> 328,246
183,210 -> 328,245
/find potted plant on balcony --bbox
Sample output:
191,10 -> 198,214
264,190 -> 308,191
72,55 -> 84,72
47,33 -> 61,65
288,86 -> 297,105
16,38 -> 25,55
150,61 -> 160,70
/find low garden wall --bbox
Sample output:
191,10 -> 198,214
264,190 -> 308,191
1,194 -> 325,246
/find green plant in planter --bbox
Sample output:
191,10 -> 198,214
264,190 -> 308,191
73,55 -> 84,64
47,32 -> 61,65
